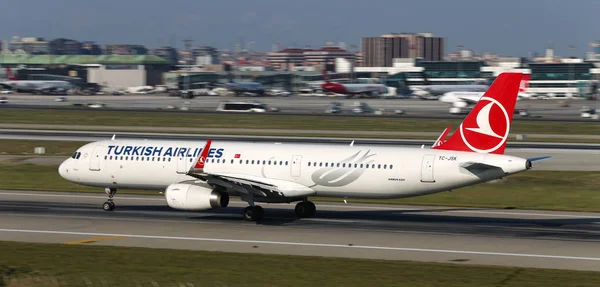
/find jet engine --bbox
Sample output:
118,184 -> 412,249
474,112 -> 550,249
452,101 -> 468,108
165,183 -> 229,211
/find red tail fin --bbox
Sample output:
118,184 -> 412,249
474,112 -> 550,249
519,74 -> 530,93
432,72 -> 522,154
5,67 -> 16,81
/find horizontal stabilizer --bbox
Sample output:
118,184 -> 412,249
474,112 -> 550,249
527,156 -> 551,162
460,161 -> 502,172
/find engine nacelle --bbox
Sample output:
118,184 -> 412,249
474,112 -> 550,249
165,183 -> 229,211
452,101 -> 468,108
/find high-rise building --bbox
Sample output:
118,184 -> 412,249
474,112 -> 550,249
152,46 -> 178,64
266,46 -> 356,71
361,33 -> 444,67
191,46 -> 220,65
49,38 -> 82,55
9,37 -> 50,54
81,42 -> 102,55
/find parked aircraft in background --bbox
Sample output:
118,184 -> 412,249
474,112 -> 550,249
439,74 -> 532,114
321,70 -> 388,98
0,67 -> 73,93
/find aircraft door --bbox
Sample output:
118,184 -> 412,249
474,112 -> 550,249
420,154 -> 435,183
291,155 -> 302,177
89,145 -> 104,171
176,156 -> 189,174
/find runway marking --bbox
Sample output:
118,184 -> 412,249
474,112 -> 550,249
2,191 -> 600,219
1,228 -> 600,262
64,236 -> 125,245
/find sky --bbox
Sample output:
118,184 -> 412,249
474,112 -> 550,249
1,0 -> 597,57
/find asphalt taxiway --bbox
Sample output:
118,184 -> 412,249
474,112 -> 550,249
1,190 -> 600,271
2,94 -> 598,120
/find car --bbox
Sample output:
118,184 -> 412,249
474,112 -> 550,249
325,102 -> 342,113
0,96 -> 7,104
54,97 -> 67,102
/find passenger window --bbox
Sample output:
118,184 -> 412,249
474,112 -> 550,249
390,165 -> 393,169
360,164 -> 363,168
231,159 -> 234,164
308,162 -> 311,167
286,161 -> 289,165
104,155 -> 107,160
354,164 -> 357,168
337,163 -> 340,167
384,164 -> 387,169
378,164 -> 381,169
246,160 -> 249,164
141,157 -> 144,161
319,162 -> 322,167
279,161 -> 283,165
268,161 -> 271,165
125,156 -> 129,160
168,158 -> 171,162
325,163 -> 328,167
262,160 -> 266,165
342,163 -> 346,168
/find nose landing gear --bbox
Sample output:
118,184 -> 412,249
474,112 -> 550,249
102,188 -> 117,211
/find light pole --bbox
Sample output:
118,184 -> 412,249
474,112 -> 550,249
457,45 -> 464,79
569,45 -> 576,97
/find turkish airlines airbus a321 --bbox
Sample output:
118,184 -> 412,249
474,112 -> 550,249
58,73 -> 548,221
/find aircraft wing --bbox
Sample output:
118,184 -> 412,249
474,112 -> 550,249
186,140 -> 315,199
202,172 -> 315,199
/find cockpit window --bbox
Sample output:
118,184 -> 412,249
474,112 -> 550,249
71,152 -> 77,159
71,152 -> 81,159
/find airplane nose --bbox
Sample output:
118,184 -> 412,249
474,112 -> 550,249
58,160 -> 69,179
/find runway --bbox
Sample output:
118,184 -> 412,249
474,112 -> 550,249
1,190 -> 600,271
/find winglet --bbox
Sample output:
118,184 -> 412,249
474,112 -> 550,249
191,140 -> 212,173
111,134 -> 116,140
350,140 -> 354,147
431,126 -> 451,148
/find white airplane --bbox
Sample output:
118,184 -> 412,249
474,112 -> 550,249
58,73 -> 548,221
0,67 -> 73,93
439,74 -> 532,113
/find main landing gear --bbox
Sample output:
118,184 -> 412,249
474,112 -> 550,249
243,206 -> 264,222
102,188 -> 117,211
241,197 -> 316,222
295,200 -> 316,218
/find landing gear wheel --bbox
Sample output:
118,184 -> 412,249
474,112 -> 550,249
102,201 -> 115,211
295,201 -> 316,218
243,206 -> 264,222
102,188 -> 117,211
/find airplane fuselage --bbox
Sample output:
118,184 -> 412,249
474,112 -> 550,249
59,140 -> 528,201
